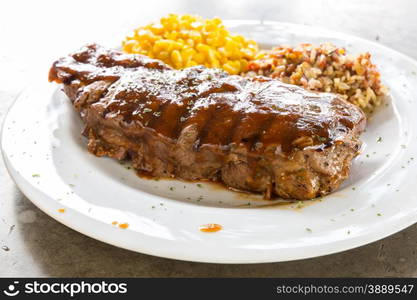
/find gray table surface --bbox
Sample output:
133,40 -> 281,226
1,0 -> 416,277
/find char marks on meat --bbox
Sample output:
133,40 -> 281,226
49,44 -> 366,200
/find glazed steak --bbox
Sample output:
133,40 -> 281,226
49,44 -> 366,200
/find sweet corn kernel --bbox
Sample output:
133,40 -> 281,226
186,61 -> 198,68
196,43 -> 211,53
222,62 -> 239,75
122,14 -> 258,73
194,53 -> 206,64
171,50 -> 183,68
157,51 -> 170,60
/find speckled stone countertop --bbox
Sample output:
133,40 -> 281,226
1,0 -> 416,277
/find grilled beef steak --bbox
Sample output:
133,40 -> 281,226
49,44 -> 366,200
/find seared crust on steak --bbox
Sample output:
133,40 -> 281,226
49,44 -> 366,200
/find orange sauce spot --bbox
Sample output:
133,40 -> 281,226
199,223 -> 222,233
58,208 -> 65,213
111,221 -> 118,225
118,223 -> 129,229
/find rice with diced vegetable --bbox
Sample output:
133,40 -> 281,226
246,43 -> 387,112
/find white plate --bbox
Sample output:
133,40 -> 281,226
2,21 -> 417,263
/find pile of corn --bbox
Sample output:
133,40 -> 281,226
122,14 -> 258,74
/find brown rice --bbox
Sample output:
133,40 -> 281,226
246,43 -> 387,112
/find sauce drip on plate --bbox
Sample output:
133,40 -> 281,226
199,223 -> 222,233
